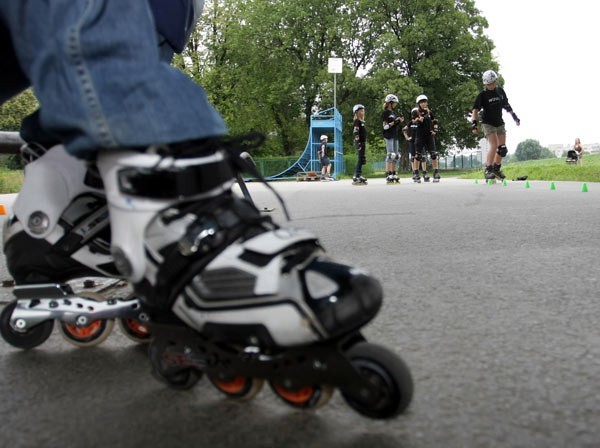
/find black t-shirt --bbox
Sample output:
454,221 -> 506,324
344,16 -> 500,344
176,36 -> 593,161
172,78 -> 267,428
411,108 -> 436,138
381,109 -> 399,139
353,118 -> 366,144
473,87 -> 513,127
319,142 -> 328,158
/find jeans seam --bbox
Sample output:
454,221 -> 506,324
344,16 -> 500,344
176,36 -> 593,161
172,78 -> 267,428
65,0 -> 116,148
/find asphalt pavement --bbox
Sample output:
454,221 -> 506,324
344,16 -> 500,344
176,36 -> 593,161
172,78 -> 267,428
1,177 -> 599,448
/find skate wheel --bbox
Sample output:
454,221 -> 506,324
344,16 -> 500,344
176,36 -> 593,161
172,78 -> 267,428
57,291 -> 114,347
59,319 -> 114,347
341,342 -> 413,419
148,340 -> 202,390
0,301 -> 55,349
117,318 -> 152,344
152,367 -> 202,390
269,381 -> 334,410
209,375 -> 264,401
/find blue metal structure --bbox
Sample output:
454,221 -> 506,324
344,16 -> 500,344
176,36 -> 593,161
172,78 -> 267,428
265,107 -> 344,180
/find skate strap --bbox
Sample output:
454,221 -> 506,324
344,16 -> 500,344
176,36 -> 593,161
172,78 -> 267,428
150,133 -> 291,220
118,158 -> 235,199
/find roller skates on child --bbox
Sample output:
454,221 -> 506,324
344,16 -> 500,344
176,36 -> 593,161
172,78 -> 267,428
386,172 -> 400,184
352,175 -> 368,186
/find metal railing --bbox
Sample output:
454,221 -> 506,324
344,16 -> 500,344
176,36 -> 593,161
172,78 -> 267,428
0,131 -> 23,154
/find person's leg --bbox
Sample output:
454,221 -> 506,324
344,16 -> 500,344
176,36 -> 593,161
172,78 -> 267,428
492,132 -> 507,179
0,18 -> 30,104
0,0 -> 226,158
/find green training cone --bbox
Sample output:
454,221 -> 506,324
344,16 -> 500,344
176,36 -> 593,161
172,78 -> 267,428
550,182 -> 556,190
502,179 -> 507,186
581,183 -> 588,192
487,179 -> 493,185
525,180 -> 530,189
474,179 -> 479,184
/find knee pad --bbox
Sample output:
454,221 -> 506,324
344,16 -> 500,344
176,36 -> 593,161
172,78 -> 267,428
414,153 -> 422,162
430,152 -> 438,160
496,144 -> 508,157
386,152 -> 399,162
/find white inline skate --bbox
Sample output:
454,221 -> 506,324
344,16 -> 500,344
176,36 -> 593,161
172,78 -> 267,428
86,134 -> 413,419
1,144 -> 151,348
3,135 -> 413,418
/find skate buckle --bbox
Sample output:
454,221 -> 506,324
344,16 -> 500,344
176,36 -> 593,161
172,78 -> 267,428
179,227 -> 217,256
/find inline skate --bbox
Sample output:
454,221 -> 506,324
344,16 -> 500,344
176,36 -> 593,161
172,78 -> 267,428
352,175 -> 368,186
386,171 -> 400,184
1,144 -> 151,348
91,135 -> 413,419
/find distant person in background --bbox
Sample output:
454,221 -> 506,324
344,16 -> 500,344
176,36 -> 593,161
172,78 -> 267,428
567,137 -> 584,165
381,94 -> 403,184
471,70 -> 520,181
318,135 -> 332,179
352,104 -> 368,185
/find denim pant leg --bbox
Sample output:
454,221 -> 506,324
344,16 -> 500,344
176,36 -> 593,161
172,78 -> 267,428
0,19 -> 30,104
0,0 -> 227,159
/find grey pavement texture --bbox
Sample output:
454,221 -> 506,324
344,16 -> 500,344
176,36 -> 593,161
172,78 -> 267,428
1,178 -> 599,448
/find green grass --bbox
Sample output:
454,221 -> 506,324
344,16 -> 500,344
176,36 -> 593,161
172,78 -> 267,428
458,154 -> 600,182
0,168 -> 24,193
1,155 -> 599,193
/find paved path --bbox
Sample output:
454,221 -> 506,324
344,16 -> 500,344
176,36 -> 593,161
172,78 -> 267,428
1,178 -> 599,447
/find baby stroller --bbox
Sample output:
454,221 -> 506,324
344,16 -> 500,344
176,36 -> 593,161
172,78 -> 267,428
566,149 -> 580,164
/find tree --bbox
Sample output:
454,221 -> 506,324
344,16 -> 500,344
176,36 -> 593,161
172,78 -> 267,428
0,89 -> 39,132
514,139 -> 555,161
186,0 -> 496,157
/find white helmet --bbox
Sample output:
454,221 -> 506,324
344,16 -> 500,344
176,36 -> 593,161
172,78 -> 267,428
320,135 -> 328,141
385,94 -> 399,103
416,94 -> 428,104
353,104 -> 365,113
482,70 -> 498,85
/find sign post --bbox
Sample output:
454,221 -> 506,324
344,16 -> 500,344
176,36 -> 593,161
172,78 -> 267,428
327,58 -> 343,109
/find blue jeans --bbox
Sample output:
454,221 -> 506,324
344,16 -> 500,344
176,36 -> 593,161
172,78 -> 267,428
0,0 -> 227,158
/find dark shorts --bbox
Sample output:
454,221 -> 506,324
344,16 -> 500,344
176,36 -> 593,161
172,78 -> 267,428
321,156 -> 330,167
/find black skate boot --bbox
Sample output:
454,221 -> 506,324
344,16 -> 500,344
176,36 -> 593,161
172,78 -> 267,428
353,175 -> 367,185
493,164 -> 506,180
95,134 -> 412,418
433,169 -> 440,182
385,171 -> 394,184
422,171 -> 430,182
484,166 -> 496,181
392,171 -> 400,183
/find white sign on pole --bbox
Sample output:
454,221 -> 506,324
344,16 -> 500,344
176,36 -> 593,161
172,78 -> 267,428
328,58 -> 343,74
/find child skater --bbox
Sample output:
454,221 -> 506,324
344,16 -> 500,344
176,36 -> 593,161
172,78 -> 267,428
471,70 -> 520,180
382,94 -> 404,183
352,104 -> 368,185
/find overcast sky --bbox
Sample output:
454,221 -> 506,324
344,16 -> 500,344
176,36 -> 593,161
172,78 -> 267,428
474,0 -> 599,149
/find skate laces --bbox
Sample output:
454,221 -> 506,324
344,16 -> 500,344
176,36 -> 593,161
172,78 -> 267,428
20,142 -> 49,165
219,133 -> 291,221
154,133 -> 290,221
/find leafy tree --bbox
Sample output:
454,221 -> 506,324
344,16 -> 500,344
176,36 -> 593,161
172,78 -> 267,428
187,0 -> 496,158
514,139 -> 555,161
0,89 -> 38,132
